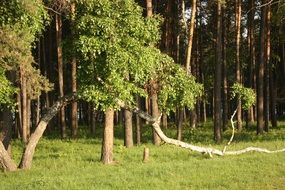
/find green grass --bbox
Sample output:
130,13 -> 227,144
1,121 -> 285,190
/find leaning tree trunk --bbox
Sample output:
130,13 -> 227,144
19,95 -> 77,169
101,109 -> 114,164
0,142 -> 17,172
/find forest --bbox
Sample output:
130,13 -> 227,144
0,0 -> 285,189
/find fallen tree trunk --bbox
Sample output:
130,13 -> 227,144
19,94 -> 77,169
118,100 -> 285,157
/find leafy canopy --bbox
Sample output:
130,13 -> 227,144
75,0 -> 202,111
0,0 -> 52,107
231,83 -> 256,110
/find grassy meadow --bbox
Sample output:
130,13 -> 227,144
1,121 -> 285,190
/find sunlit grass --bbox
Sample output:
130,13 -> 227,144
1,121 -> 285,190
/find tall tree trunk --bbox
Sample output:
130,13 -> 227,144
222,4 -> 228,131
264,2 -> 271,132
21,70 -> 28,144
185,0 -> 197,74
185,0 -> 197,129
124,110 -> 133,148
146,0 -> 161,145
257,0 -> 266,135
247,0 -> 256,124
101,109 -> 114,164
56,14 -> 66,139
214,0 -> 223,143
235,0 -> 242,130
71,3 -> 78,138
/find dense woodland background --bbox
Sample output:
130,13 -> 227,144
1,0 -> 285,168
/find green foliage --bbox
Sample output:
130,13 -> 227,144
0,0 -> 52,106
231,83 -> 256,110
75,0 -> 202,111
0,69 -> 18,109
157,61 -> 203,113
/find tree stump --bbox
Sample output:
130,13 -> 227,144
143,147 -> 149,162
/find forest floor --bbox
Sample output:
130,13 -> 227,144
1,121 -> 285,190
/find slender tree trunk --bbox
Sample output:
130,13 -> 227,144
26,98 -> 31,137
162,114 -> 167,129
146,0 -> 161,145
222,5 -> 228,131
21,70 -> 28,144
151,89 -> 161,145
56,14 -> 67,139
264,2 -> 271,132
270,69 -> 277,128
57,19 -> 66,133
248,0 -> 256,124
235,0 -> 242,130
136,96 -> 141,145
16,92 -> 22,138
36,97 -> 40,125
90,106 -> 96,135
257,0 -> 266,135
101,109 -> 114,164
185,0 -> 197,74
124,110 -> 133,148
71,3 -> 78,138
214,0 -> 223,143
177,108 -> 183,140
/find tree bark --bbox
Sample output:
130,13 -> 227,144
124,109 -> 133,148
21,70 -> 28,144
146,0 -> 161,145
56,14 -> 67,139
264,2 -> 271,132
0,142 -> 17,172
151,90 -> 161,145
222,5 -> 228,131
135,96 -> 141,145
235,0 -> 242,130
176,108 -> 183,140
185,0 -> 197,74
214,1 -> 223,143
19,94 -> 77,169
248,0 -> 256,124
257,0 -> 266,135
70,2 -> 78,138
101,109 -> 114,164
